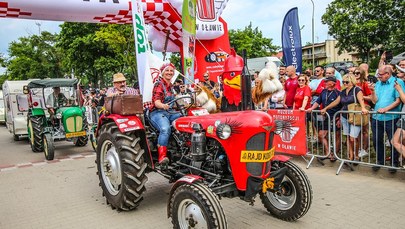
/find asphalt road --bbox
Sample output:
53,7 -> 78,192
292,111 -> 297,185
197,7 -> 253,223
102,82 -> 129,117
0,124 -> 405,229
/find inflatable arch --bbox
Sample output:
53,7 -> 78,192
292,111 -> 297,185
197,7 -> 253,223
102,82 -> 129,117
0,0 -> 231,85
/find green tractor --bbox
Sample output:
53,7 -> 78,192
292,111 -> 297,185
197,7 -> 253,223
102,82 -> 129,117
24,79 -> 89,160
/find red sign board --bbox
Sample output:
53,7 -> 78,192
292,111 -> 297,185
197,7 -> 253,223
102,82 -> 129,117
267,110 -> 307,156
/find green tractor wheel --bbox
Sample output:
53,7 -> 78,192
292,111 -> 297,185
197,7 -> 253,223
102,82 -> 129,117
74,135 -> 88,147
28,116 -> 44,152
43,133 -> 55,160
90,133 -> 97,152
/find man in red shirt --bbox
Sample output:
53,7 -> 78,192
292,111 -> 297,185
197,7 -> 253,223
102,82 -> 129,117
283,65 -> 299,109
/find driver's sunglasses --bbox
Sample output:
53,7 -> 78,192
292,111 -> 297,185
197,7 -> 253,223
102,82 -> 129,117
115,81 -> 126,84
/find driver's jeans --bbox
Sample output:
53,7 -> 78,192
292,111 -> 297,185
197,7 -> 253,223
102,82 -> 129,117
150,109 -> 181,147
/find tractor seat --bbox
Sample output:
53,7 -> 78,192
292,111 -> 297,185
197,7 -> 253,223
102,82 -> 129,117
144,109 -> 159,133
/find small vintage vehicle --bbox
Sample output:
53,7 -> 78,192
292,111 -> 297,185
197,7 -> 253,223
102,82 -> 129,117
95,50 -> 312,228
96,94 -> 312,228
25,79 -> 89,160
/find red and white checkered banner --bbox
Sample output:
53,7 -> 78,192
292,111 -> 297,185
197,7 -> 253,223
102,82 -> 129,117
1,0 -> 232,82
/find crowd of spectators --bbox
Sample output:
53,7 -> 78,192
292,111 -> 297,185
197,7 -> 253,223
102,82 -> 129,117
252,56 -> 405,172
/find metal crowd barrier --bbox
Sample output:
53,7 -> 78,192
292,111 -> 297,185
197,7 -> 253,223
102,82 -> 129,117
305,110 -> 333,168
306,110 -> 405,175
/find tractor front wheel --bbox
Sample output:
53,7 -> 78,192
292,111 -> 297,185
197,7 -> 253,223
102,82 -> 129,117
43,133 -> 55,160
169,182 -> 227,229
260,161 -> 312,221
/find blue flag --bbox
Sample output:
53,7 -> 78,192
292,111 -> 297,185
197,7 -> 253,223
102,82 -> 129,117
281,7 -> 302,74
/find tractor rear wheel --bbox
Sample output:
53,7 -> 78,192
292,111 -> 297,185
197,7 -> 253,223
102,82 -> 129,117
43,133 -> 55,160
260,161 -> 313,221
96,122 -> 148,211
28,116 -> 44,152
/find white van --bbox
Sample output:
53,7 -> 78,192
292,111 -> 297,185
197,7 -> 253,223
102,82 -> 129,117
247,56 -> 282,76
0,90 -> 5,124
2,80 -> 33,140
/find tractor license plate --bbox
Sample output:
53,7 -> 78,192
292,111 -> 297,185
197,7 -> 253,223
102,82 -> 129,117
240,147 -> 275,163
66,131 -> 86,138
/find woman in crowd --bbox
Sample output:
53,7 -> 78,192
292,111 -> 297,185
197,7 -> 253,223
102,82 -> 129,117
322,73 -> 368,162
392,67 -> 405,167
293,75 -> 311,111
355,67 -> 372,158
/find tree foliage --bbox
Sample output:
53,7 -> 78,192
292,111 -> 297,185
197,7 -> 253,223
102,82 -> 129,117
228,22 -> 280,58
6,31 -> 64,80
322,0 -> 405,61
58,23 -> 136,87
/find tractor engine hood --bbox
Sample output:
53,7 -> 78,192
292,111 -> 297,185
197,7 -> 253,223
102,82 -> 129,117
174,110 -> 275,140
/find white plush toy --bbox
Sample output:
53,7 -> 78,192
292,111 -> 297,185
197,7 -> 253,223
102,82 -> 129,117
252,61 -> 283,104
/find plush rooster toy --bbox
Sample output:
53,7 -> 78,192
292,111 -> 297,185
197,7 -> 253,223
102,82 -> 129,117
221,49 -> 244,111
252,61 -> 284,105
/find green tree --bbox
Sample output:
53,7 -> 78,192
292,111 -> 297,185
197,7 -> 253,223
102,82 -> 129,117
6,31 -> 65,80
228,22 -> 280,58
322,0 -> 405,62
58,23 -> 136,87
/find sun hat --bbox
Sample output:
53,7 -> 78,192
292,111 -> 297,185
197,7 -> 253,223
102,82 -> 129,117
113,73 -> 126,83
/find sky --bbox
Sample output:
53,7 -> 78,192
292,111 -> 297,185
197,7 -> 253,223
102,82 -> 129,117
0,0 -> 333,72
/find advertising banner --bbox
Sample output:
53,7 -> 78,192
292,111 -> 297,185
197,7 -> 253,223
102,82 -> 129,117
281,7 -> 302,74
131,0 -> 152,103
267,109 -> 307,156
182,0 -> 196,84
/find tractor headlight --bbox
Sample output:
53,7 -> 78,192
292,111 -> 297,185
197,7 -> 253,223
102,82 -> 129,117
56,113 -> 62,119
216,124 -> 231,140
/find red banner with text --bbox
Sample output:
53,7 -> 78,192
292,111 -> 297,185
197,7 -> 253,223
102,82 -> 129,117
267,110 -> 307,156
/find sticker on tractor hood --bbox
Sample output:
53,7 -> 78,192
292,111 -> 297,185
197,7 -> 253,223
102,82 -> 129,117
207,126 -> 214,134
119,124 -> 128,128
124,127 -> 137,132
128,121 -> 136,126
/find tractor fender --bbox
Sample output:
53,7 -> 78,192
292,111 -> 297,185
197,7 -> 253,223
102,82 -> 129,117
271,154 -> 291,162
167,175 -> 204,218
96,114 -> 145,135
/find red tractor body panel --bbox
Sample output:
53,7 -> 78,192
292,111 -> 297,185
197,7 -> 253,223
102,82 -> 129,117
173,110 -> 276,190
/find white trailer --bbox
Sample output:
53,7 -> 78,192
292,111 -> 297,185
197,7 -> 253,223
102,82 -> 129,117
2,80 -> 32,140
0,90 -> 4,124
246,56 -> 282,76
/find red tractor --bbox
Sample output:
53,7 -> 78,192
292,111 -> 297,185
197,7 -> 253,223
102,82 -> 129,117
95,54 -> 312,228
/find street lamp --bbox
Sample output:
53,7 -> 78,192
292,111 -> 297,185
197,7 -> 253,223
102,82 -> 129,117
310,0 -> 315,74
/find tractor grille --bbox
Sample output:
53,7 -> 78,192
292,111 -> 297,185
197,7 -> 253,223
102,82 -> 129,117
246,132 -> 273,177
65,116 -> 83,132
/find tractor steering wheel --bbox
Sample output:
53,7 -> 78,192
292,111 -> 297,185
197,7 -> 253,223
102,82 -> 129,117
166,93 -> 195,116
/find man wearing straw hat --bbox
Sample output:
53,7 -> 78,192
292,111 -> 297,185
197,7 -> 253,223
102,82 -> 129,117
106,73 -> 138,97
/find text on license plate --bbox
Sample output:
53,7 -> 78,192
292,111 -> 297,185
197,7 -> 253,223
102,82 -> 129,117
66,131 -> 86,138
240,147 -> 275,163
